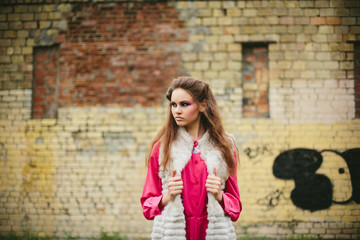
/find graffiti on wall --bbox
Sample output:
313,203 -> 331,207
272,148 -> 360,211
257,188 -> 287,210
243,144 -> 272,164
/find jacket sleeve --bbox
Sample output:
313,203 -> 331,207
140,141 -> 164,220
220,151 -> 242,222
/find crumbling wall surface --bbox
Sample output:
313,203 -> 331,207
0,1 -> 359,239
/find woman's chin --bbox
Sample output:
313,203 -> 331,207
175,121 -> 187,127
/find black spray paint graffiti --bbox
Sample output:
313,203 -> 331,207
243,145 -> 272,164
257,189 -> 287,210
272,148 -> 360,212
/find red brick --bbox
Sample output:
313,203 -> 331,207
280,17 -> 294,25
254,62 -> 266,69
311,17 -> 326,25
32,104 -> 46,111
254,47 -> 267,53
257,104 -> 269,113
257,56 -> 266,62
326,17 -> 341,25
32,95 -> 44,102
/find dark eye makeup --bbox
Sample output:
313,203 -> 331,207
171,101 -> 192,107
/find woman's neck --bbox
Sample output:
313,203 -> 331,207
185,123 -> 205,141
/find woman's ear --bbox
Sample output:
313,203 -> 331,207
199,100 -> 207,112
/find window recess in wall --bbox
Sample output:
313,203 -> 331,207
241,42 -> 271,118
32,45 -> 60,119
354,42 -> 360,118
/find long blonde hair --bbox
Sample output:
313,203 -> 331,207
146,76 -> 238,174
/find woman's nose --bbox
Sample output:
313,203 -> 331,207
174,106 -> 182,113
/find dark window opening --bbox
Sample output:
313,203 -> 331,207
355,43 -> 360,118
32,45 -> 59,119
242,43 -> 270,118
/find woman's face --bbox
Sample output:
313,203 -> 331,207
170,88 -> 204,130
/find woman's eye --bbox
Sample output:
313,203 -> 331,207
181,103 -> 190,107
171,103 -> 177,107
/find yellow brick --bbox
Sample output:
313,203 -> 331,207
244,9 -> 257,17
208,1 -> 221,8
20,13 -> 33,21
218,17 -> 232,25
202,17 -> 216,25
39,21 -> 51,28
194,61 -> 209,70
229,52 -> 241,61
48,12 -> 62,20
57,3 -> 72,13
343,216 -> 359,222
227,44 -> 241,52
42,4 -> 56,12
22,47 -> 33,55
194,1 -> 207,8
204,35 -> 218,43
293,61 -> 306,70
227,9 -> 242,17
183,62 -> 193,70
213,9 -> 224,17
210,61 -> 226,70
46,29 -> 58,35
189,35 -> 204,42
199,9 -> 211,17
219,35 -> 234,43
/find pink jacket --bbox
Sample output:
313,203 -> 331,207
141,140 -> 242,240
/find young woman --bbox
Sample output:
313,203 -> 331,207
141,76 -> 242,240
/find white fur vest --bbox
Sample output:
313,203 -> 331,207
151,127 -> 236,240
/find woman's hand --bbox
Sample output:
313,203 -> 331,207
160,169 -> 183,208
206,167 -> 223,202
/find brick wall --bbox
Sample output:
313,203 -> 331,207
0,1 -> 360,239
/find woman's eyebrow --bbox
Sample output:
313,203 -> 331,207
171,100 -> 192,103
